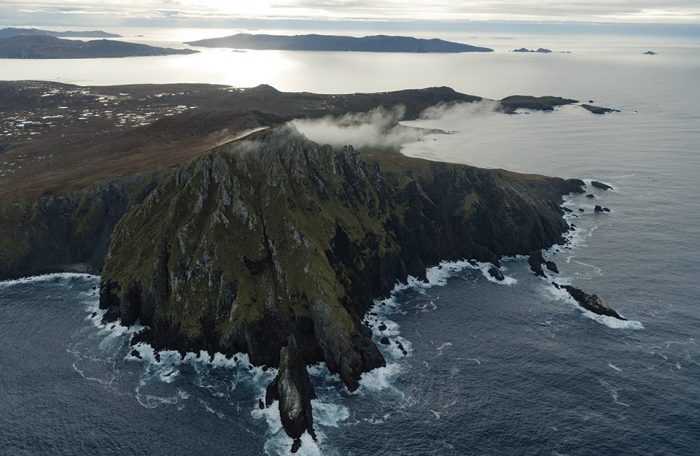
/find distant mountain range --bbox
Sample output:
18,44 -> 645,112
186,33 -> 493,53
0,35 -> 197,59
0,27 -> 121,39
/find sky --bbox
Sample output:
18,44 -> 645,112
2,0 -> 700,28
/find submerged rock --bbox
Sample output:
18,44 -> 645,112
396,340 -> 408,356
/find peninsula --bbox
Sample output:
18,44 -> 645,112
0,27 -> 122,39
0,81 -> 623,452
0,35 -> 196,59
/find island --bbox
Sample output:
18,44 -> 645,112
643,50 -> 658,55
185,33 -> 494,53
0,81 -> 623,452
512,47 -> 552,53
0,27 -> 121,39
0,35 -> 197,59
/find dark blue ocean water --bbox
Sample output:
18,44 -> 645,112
1,37 -> 700,455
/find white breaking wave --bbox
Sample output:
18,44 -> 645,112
358,363 -> 404,394
0,272 -> 98,289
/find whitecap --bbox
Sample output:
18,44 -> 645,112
0,272 -> 98,288
436,342 -> 452,356
135,387 -> 190,409
357,363 -> 404,393
607,362 -> 622,372
311,399 -> 350,427
598,379 -> 630,407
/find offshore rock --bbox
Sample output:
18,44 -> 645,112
591,181 -> 614,190
488,266 -> 505,281
559,284 -> 626,320
528,250 -> 547,277
545,260 -> 559,274
265,336 -> 316,451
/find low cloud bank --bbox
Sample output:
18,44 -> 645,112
290,105 -> 423,150
291,100 -> 500,150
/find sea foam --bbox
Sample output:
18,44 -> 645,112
0,272 -> 98,289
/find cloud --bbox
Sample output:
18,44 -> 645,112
1,0 -> 699,25
290,105 -> 426,150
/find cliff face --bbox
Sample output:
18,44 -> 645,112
0,173 -> 160,280
99,127 -> 583,396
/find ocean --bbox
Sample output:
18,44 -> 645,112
1,27 -> 699,455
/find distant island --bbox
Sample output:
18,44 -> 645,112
513,47 -> 552,53
0,27 -> 121,39
512,47 -> 572,54
643,50 -> 658,55
186,33 -> 494,53
0,35 -> 197,59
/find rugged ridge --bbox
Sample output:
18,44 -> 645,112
96,126 -> 583,443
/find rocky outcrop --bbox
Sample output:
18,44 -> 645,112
554,283 -> 626,320
591,181 -> 614,190
581,105 -> 620,115
488,266 -> 505,281
265,336 -> 316,452
528,250 -> 547,277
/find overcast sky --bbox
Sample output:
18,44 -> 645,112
2,0 -> 699,26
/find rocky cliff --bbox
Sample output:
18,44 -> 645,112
0,172 -> 161,279
95,126 -> 583,443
